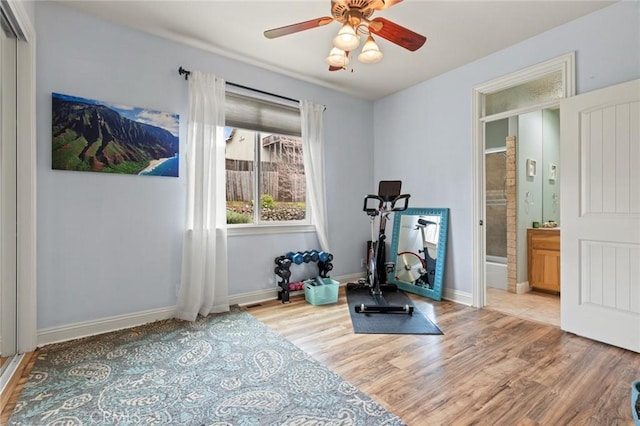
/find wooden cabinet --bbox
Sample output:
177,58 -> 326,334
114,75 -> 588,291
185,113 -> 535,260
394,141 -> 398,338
527,228 -> 560,293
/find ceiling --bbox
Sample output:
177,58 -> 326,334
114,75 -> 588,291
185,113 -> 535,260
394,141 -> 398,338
61,0 -> 615,101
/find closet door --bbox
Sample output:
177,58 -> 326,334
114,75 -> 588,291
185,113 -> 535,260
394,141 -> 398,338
0,14 -> 18,359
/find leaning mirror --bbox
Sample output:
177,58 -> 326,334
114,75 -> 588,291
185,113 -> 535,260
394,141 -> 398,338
388,207 -> 449,301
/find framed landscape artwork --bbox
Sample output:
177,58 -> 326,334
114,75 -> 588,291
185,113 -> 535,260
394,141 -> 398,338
52,93 -> 179,177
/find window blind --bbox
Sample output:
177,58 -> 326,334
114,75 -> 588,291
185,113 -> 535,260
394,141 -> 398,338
225,91 -> 301,137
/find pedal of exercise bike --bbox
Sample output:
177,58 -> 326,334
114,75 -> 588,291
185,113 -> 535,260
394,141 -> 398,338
346,281 -> 368,291
355,304 -> 414,315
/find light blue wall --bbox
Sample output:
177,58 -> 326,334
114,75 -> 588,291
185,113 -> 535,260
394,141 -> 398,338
35,1 -> 374,329
34,1 -> 639,328
542,109 -> 560,224
517,111 -> 544,283
373,1 -> 640,296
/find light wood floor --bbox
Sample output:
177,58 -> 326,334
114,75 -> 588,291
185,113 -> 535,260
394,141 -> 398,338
486,287 -> 560,327
2,289 -> 638,425
249,289 -> 638,425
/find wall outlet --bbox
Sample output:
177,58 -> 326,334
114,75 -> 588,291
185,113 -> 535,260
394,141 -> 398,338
360,258 -> 366,268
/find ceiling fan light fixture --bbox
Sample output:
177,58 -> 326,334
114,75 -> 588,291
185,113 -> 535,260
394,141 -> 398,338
325,47 -> 350,68
358,35 -> 383,64
333,23 -> 360,51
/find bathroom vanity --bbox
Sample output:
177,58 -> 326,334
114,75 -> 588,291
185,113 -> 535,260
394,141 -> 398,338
527,228 -> 560,293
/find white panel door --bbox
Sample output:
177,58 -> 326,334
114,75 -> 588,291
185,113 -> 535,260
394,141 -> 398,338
561,79 -> 640,353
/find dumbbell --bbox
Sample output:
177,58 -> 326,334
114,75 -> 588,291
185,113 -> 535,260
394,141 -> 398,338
274,256 -> 292,269
286,251 -> 303,265
309,250 -> 319,262
318,251 -> 333,262
274,267 -> 291,279
302,251 -> 313,263
288,282 -> 304,291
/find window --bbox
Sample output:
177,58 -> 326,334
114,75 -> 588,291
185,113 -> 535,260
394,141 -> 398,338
224,92 -> 307,225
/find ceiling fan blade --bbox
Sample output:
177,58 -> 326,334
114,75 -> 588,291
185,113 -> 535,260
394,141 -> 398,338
370,0 -> 404,10
264,17 -> 334,39
369,17 -> 426,51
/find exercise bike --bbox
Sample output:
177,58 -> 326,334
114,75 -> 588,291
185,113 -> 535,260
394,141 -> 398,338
347,181 -> 413,315
396,217 -> 438,289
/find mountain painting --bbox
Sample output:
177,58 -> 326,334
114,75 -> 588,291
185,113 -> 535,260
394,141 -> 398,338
52,93 -> 179,177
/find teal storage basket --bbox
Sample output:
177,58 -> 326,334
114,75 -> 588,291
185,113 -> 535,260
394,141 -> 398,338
304,278 -> 339,305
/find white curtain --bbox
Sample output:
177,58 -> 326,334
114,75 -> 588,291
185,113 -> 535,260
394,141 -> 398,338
175,71 -> 229,321
301,100 -> 330,252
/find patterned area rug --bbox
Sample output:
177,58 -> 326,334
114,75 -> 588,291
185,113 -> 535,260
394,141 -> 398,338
9,308 -> 404,425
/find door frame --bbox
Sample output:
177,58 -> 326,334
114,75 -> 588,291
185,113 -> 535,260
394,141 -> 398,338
471,53 -> 575,308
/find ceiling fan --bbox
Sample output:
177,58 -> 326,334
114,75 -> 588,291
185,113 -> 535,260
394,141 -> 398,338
264,0 -> 426,71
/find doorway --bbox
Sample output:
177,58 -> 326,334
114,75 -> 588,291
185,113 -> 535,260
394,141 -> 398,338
483,110 -> 561,326
471,53 -> 575,325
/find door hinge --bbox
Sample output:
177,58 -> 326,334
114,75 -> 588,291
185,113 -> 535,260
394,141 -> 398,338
479,220 -> 483,226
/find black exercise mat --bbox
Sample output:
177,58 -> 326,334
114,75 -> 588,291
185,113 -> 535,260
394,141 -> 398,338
346,287 -> 443,335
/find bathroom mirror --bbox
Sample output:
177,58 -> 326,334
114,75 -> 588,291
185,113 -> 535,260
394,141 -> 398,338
389,207 -> 449,301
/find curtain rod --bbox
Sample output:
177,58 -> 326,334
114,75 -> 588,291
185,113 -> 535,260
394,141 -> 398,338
178,66 -> 300,105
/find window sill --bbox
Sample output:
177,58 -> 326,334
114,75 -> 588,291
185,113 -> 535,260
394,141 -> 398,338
227,223 -> 315,237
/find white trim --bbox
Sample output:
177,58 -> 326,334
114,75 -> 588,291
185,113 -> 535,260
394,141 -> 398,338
2,0 -> 34,42
231,272 -> 364,306
443,288 -> 473,306
229,289 -> 280,306
516,281 -> 531,294
472,88 -> 485,308
474,53 -> 575,96
472,52 -> 575,309
333,273 -> 365,284
480,100 -> 561,124
227,223 -> 315,237
36,273 -> 365,346
16,15 -> 37,354
37,306 -> 177,347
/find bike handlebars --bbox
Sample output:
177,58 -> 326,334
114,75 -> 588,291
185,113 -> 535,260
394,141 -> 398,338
363,193 -> 410,215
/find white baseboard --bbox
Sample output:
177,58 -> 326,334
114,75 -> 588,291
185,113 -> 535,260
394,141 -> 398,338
333,273 -> 365,284
228,289 -> 279,306
443,288 -> 473,306
38,274 -> 474,346
230,273 -> 364,307
37,306 -> 176,347
36,273 -> 365,346
516,281 -> 531,294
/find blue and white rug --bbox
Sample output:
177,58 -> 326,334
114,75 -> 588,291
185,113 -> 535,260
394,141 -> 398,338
9,308 -> 405,425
